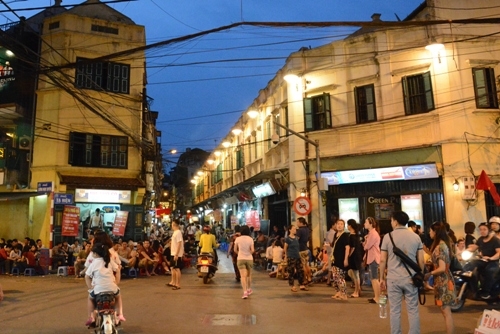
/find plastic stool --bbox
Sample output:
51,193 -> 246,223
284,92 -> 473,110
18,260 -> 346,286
128,268 -> 137,278
57,266 -> 68,276
270,264 -> 278,272
24,268 -> 37,276
11,267 -> 20,276
67,266 -> 75,275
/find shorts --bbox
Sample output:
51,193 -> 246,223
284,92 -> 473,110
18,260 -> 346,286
170,258 -> 184,269
368,261 -> 379,280
138,258 -> 154,268
89,289 -> 120,299
237,259 -> 253,271
299,250 -> 309,265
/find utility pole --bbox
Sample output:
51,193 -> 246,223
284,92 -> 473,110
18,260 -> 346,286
273,121 -> 324,242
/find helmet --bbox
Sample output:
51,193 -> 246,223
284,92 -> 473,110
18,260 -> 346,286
203,225 -> 211,233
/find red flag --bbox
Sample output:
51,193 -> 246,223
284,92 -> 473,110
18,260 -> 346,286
476,170 -> 500,206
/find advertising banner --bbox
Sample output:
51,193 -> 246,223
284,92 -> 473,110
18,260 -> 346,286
245,210 -> 260,231
0,46 -> 17,104
112,211 -> 129,236
338,198 -> 360,225
61,205 -> 80,237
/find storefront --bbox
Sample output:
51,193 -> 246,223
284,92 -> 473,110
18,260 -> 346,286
323,164 -> 445,234
53,188 -> 144,244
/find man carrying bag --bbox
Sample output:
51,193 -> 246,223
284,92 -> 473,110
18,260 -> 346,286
379,211 -> 425,334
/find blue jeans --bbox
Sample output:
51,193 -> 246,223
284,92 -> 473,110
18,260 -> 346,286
387,277 -> 420,334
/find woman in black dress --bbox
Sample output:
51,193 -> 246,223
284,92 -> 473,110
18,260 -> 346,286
347,219 -> 363,298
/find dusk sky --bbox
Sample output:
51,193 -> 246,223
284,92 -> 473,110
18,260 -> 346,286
2,0 -> 424,159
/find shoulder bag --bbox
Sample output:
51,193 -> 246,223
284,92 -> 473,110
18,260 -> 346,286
388,232 -> 426,305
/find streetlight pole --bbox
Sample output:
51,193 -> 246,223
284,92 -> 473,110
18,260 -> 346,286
273,121 -> 324,242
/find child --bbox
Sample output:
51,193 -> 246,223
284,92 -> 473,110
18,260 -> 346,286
85,242 -> 126,327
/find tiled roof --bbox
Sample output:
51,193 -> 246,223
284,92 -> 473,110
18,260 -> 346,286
59,174 -> 144,190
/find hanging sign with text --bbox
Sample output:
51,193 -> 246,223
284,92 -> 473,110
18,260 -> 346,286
61,205 -> 80,237
112,211 -> 129,236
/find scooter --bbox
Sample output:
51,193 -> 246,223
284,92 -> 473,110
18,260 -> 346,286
451,250 -> 500,312
93,292 -> 119,334
196,252 -> 218,284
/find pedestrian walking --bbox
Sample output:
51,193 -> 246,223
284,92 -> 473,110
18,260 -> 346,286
425,222 -> 456,334
331,219 -> 350,300
169,220 -> 184,290
284,225 -> 308,292
379,211 -> 425,334
234,225 -> 254,299
363,217 -> 381,304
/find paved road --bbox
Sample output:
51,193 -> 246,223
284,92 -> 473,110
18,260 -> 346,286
0,253 -> 488,334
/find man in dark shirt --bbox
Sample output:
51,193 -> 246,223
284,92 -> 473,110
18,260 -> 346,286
296,217 -> 311,283
466,222 -> 500,299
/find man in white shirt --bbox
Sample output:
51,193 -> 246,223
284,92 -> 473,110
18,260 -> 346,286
168,220 -> 184,290
90,208 -> 103,231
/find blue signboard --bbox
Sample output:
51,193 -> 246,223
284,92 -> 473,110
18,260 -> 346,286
54,193 -> 74,205
37,182 -> 53,193
322,164 -> 439,186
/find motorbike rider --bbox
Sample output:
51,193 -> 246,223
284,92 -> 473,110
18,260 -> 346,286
465,221 -> 500,299
198,225 -> 219,264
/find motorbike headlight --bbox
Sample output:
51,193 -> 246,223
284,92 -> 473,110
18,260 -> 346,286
461,250 -> 473,261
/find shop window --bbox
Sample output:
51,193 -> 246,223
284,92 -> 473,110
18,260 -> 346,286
472,67 -> 498,109
354,84 -> 377,124
402,71 -> 435,115
303,93 -> 332,131
75,57 -> 130,94
69,132 -> 128,169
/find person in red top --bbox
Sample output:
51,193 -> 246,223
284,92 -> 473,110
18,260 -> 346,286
0,244 -> 13,274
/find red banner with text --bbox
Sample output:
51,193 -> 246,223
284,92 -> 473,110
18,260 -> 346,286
112,211 -> 129,236
61,205 -> 80,237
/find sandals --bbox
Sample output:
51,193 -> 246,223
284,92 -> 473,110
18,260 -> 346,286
291,286 -> 298,292
172,285 -> 181,290
299,286 -> 309,291
166,283 -> 175,287
85,318 -> 96,328
349,294 -> 359,298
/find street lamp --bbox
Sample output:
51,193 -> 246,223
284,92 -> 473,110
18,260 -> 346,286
273,121 -> 325,242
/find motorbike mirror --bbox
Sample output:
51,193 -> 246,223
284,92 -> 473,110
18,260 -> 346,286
461,250 -> 473,261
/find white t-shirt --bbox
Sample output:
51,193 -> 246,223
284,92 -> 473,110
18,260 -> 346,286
90,213 -> 103,228
235,235 -> 254,261
266,246 -> 273,259
272,246 -> 284,263
85,257 -> 118,295
171,229 -> 184,257
85,248 -> 120,268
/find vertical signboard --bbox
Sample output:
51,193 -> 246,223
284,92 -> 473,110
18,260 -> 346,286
401,194 -> 423,225
112,211 -> 129,236
61,205 -> 80,237
0,46 -> 17,104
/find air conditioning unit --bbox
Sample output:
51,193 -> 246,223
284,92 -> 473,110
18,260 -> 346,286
18,136 -> 31,150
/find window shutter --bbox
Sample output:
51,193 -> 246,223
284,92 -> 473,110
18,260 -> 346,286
323,93 -> 332,128
402,76 -> 410,115
423,72 -> 434,111
303,97 -> 314,131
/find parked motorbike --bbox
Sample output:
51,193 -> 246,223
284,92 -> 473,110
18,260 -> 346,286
196,252 -> 218,284
93,292 -> 119,334
451,250 -> 500,312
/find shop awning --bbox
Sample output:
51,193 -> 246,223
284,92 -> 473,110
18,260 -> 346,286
0,191 -> 43,201
59,174 -> 145,190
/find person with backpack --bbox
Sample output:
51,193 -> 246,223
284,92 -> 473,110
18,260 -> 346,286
379,211 -> 425,334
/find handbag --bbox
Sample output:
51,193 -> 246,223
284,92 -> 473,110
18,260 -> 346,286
388,232 -> 426,305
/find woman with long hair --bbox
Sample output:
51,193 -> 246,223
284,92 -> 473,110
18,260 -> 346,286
363,217 -> 381,304
425,222 -> 456,334
347,219 -> 363,298
330,219 -> 350,301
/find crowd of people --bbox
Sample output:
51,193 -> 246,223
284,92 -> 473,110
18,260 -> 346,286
1,213 -> 500,333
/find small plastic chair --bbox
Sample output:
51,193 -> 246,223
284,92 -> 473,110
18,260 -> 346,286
24,268 -> 37,276
57,266 -> 68,276
127,268 -> 138,278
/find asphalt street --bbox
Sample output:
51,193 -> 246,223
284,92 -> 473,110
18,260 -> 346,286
0,252 -> 488,334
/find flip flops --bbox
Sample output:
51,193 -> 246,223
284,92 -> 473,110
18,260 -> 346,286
172,286 -> 181,290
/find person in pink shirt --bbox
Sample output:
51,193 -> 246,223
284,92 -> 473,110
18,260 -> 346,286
363,217 -> 381,303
